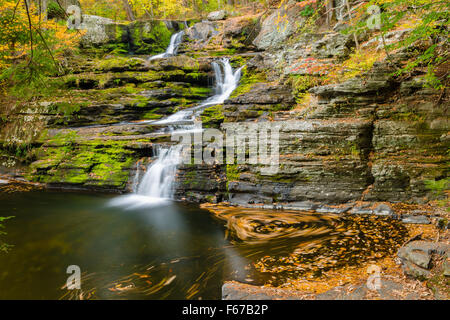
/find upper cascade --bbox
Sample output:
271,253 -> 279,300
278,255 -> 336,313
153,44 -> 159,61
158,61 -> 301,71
109,58 -> 242,208
153,58 -> 242,127
148,31 -> 185,61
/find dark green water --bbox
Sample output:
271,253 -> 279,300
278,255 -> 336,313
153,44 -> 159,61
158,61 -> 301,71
0,191 -> 408,300
0,191 -> 255,300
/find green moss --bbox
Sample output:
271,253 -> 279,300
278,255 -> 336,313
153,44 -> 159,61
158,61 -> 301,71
230,66 -> 267,98
131,21 -> 172,55
226,164 -> 240,181
181,169 -> 202,187
289,75 -> 322,103
208,48 -> 237,57
229,55 -> 248,68
95,56 -> 146,72
143,110 -> 163,120
49,102 -> 91,125
201,104 -> 224,128
189,86 -> 212,96
27,135 -> 138,189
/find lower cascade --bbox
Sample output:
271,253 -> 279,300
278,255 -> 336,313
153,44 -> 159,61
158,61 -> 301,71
110,58 -> 242,208
136,146 -> 183,198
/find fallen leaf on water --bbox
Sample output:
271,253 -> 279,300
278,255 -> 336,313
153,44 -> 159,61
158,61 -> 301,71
164,275 -> 176,286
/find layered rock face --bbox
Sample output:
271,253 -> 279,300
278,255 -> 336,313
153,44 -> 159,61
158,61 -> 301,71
218,48 -> 448,205
0,9 -> 447,205
184,5 -> 448,206
78,16 -> 188,55
0,53 -> 214,191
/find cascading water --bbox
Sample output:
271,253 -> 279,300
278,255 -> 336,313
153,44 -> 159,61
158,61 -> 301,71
153,58 -> 242,126
135,146 -> 182,198
109,59 -> 242,209
148,31 -> 185,61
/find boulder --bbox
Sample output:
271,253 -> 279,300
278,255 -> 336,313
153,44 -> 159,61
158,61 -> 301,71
373,203 -> 394,216
78,15 -> 123,46
253,2 -> 305,50
207,10 -> 227,21
401,215 -> 431,224
185,22 -> 219,41
397,241 -> 450,279
444,260 -> 450,277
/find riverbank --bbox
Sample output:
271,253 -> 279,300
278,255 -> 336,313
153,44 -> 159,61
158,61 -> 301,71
202,202 -> 449,300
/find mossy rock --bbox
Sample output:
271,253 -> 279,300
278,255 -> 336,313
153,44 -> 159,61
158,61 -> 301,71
201,104 -> 224,128
27,132 -> 139,190
230,66 -> 267,98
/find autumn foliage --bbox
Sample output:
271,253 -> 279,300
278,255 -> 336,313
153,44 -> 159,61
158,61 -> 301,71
0,0 -> 81,93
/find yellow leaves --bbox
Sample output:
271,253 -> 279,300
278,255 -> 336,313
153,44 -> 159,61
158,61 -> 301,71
0,0 -> 81,73
127,0 -> 189,19
324,49 -> 385,84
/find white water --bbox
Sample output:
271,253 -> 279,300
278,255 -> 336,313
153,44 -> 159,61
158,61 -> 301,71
148,31 -> 184,61
153,58 -> 242,126
109,146 -> 183,208
109,59 -> 242,209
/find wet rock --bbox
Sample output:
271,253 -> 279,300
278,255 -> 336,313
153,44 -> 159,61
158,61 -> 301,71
150,55 -> 209,72
350,207 -> 374,215
397,241 -> 450,279
226,83 -> 295,105
207,10 -> 227,21
221,118 -> 374,205
315,205 -> 351,214
373,203 -> 394,216
222,282 -> 306,300
229,192 -> 273,206
282,201 -> 318,211
175,164 -> 226,203
316,280 -> 422,300
401,215 -> 431,224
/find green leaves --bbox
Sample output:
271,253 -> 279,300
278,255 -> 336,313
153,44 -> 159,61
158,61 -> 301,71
345,0 -> 449,89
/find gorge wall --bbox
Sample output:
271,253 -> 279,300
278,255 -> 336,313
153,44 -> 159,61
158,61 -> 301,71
0,5 -> 448,206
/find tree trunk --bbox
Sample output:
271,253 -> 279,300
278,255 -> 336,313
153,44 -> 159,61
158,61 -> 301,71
121,0 -> 135,21
35,0 -> 48,20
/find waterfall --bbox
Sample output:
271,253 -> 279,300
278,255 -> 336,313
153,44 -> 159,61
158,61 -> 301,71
131,159 -> 143,193
148,31 -> 184,61
153,58 -> 242,126
136,146 -> 182,198
109,59 -> 242,209
201,58 -> 243,107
